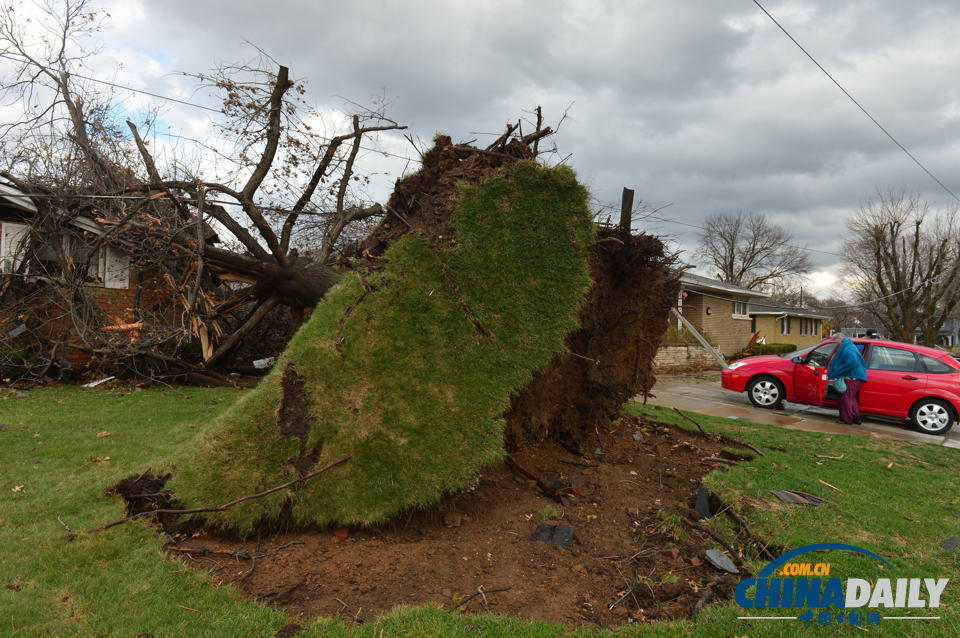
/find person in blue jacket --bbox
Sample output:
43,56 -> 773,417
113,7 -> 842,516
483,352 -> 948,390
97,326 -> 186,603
826,334 -> 868,424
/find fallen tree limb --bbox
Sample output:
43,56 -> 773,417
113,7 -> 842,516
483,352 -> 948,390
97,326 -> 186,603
87,456 -> 350,533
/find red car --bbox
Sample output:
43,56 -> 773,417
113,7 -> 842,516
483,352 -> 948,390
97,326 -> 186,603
721,338 -> 960,435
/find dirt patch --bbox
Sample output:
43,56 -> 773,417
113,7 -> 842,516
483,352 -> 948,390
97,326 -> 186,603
276,364 -> 322,477
165,415 -> 754,628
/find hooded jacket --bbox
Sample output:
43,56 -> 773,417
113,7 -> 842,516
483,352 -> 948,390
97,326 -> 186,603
826,337 -> 867,382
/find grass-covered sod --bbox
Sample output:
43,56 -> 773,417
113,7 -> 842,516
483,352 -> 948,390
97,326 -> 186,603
173,160 -> 596,533
2,389 -> 959,636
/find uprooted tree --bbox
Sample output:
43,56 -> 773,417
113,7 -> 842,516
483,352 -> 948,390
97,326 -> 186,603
4,1 -> 683,531
169,137 -> 680,534
0,0 -> 405,381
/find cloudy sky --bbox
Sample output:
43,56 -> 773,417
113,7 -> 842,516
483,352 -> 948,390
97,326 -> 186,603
11,0 -> 960,296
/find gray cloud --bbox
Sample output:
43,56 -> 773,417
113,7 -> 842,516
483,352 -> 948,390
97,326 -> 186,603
87,0 -> 960,294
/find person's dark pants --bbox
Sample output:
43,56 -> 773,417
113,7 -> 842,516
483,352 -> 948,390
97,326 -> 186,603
839,378 -> 865,424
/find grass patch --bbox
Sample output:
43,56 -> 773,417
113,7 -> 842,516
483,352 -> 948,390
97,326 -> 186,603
3,388 -> 960,635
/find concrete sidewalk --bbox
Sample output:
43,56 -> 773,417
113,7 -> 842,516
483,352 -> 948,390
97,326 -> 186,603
642,373 -> 960,449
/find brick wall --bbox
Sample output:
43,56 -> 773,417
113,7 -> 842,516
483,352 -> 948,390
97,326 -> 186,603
654,344 -> 721,369
681,292 -> 753,356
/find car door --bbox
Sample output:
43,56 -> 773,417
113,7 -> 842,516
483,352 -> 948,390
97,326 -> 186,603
860,344 -> 926,417
793,341 -> 838,406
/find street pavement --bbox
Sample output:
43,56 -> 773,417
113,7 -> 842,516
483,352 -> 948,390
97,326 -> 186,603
642,373 -> 960,450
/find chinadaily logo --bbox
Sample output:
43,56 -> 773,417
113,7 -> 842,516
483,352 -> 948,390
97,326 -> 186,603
736,543 -> 948,628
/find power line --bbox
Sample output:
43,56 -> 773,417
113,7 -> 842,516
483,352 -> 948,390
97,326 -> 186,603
752,0 -> 960,203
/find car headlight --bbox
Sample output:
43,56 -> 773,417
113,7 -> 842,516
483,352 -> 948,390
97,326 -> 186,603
727,361 -> 748,370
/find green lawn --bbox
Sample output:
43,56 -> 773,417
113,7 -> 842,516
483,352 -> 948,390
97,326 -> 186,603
1,386 -> 958,636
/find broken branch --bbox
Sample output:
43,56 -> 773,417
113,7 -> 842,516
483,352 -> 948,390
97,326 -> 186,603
87,456 -> 349,533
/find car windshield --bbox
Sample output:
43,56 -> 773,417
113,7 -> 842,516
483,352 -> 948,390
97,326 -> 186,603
778,343 -> 821,360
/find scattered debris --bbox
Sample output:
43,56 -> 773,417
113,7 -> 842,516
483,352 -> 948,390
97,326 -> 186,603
770,490 -> 824,506
694,486 -> 711,519
531,524 -> 575,548
449,586 -> 512,612
817,479 -> 842,492
253,357 -> 276,369
82,376 -> 115,388
704,549 -> 739,574
7,323 -> 27,339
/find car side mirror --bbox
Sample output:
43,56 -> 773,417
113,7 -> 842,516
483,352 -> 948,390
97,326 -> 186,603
791,356 -> 803,364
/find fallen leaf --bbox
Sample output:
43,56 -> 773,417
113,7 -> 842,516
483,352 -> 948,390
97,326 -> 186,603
96,431 -> 112,438
887,461 -> 894,469
0,518 -> 6,526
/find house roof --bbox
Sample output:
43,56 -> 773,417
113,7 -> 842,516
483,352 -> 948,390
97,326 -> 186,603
0,181 -> 219,244
747,297 -> 829,319
0,183 -> 38,214
680,272 -> 770,298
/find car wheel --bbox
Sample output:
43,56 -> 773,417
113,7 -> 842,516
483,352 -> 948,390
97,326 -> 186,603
909,398 -> 956,435
747,375 -> 784,409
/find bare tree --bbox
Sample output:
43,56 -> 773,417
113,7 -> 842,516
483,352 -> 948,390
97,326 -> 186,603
843,190 -> 960,346
696,211 -> 812,290
0,0 -> 406,378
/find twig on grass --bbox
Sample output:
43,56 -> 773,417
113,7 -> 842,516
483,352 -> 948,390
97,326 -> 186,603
56,515 -> 76,541
673,408 -> 707,436
87,457 -> 350,533
167,546 -> 252,560
739,441 -> 766,457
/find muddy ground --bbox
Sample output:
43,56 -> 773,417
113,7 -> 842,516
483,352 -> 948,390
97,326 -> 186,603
162,414 -> 756,629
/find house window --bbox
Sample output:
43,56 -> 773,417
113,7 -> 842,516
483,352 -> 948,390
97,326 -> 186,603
800,318 -> 807,335
781,316 -> 791,335
733,300 -> 749,318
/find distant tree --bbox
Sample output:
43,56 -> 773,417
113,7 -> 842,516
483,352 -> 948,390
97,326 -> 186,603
843,190 -> 960,346
696,211 -> 812,290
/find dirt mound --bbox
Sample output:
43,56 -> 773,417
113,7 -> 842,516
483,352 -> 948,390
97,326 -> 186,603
506,229 -> 679,446
356,135 -> 534,261
165,414 -> 749,628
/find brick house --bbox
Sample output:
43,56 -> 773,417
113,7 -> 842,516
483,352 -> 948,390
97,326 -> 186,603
747,298 -> 828,349
0,183 -> 174,369
677,272 -> 768,356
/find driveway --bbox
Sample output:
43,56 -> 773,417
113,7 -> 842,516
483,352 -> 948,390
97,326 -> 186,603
642,373 -> 960,450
